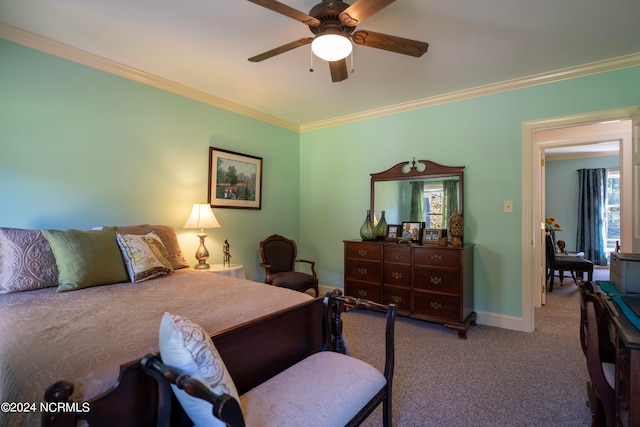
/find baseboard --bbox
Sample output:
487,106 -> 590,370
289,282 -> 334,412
475,310 -> 532,332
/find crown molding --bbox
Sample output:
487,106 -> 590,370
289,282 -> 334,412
300,53 -> 640,132
2,22 -> 639,134
0,23 -> 300,132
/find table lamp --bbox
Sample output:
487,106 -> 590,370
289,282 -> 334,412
183,203 -> 221,269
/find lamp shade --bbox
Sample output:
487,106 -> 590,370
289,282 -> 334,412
311,32 -> 352,61
183,204 -> 221,230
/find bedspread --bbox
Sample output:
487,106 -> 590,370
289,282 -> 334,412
0,269 -> 312,427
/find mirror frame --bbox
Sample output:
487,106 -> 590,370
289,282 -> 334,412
370,159 -> 465,220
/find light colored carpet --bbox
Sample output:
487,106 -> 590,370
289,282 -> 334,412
342,268 -> 610,426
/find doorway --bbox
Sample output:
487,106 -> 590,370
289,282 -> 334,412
520,107 -> 636,332
542,137 -> 622,304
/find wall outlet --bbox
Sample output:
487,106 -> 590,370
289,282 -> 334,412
504,200 -> 513,213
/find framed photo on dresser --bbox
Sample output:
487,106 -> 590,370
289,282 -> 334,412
422,228 -> 442,244
400,222 -> 423,243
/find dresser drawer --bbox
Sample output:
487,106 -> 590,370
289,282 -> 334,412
383,263 -> 411,287
384,245 -> 410,263
383,285 -> 411,313
413,291 -> 461,322
344,281 -> 382,301
345,259 -> 381,283
413,247 -> 460,268
345,242 -> 381,261
414,266 -> 461,294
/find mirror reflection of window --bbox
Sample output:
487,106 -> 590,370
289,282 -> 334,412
424,183 -> 443,229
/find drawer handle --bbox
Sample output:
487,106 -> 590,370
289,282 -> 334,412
358,267 -> 368,275
358,249 -> 367,256
392,295 -> 402,304
430,276 -> 442,285
392,272 -> 402,279
430,301 -> 443,310
392,253 -> 402,260
358,289 -> 368,297
431,254 -> 442,264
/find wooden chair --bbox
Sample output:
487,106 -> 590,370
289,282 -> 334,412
583,293 -> 616,426
259,234 -> 319,297
545,234 -> 593,291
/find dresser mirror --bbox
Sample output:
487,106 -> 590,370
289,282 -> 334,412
370,160 -> 465,229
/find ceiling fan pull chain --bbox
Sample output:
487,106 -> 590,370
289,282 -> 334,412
309,48 -> 314,73
350,50 -> 355,73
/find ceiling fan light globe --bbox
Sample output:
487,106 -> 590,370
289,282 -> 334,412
311,34 -> 352,62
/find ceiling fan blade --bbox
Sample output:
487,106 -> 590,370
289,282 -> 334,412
329,59 -> 348,82
246,0 -> 320,26
339,0 -> 396,26
248,38 -> 313,62
352,30 -> 428,57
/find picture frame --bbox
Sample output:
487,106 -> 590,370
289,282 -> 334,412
386,224 -> 399,239
208,147 -> 263,209
400,221 -> 423,243
422,228 -> 442,244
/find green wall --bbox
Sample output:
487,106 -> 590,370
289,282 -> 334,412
2,37 -> 639,323
300,68 -> 640,318
0,39 -> 300,281
545,155 -> 620,256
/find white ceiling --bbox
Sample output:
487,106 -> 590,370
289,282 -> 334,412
545,141 -> 620,158
2,0 -> 640,128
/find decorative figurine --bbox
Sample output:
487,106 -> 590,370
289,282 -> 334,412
223,239 -> 231,266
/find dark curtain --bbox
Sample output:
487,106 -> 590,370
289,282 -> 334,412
442,179 -> 459,229
577,168 -> 607,266
409,181 -> 425,222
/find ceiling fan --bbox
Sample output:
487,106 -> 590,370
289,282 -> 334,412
246,0 -> 429,82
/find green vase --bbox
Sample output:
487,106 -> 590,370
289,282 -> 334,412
360,210 -> 376,241
375,210 -> 388,239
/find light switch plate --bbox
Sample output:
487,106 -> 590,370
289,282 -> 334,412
504,200 -> 513,213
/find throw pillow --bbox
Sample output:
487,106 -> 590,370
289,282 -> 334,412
42,228 -> 129,292
113,225 -> 189,270
116,231 -> 173,283
159,312 -> 241,427
0,227 -> 59,293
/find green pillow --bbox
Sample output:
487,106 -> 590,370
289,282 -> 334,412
42,228 -> 129,292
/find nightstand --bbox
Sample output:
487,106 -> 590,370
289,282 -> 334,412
208,263 -> 245,279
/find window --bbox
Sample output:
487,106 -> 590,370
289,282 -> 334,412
424,184 -> 443,229
606,169 -> 620,258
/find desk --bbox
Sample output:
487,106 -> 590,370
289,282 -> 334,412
208,264 -> 245,279
594,281 -> 640,426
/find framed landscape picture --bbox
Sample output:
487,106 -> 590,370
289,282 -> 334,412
208,147 -> 263,209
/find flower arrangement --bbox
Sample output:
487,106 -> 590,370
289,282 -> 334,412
545,216 -> 562,247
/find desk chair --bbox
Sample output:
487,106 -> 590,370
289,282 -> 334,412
545,235 -> 593,292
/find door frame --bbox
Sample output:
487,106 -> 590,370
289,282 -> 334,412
521,106 -> 637,332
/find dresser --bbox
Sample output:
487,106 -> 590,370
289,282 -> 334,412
344,240 -> 475,338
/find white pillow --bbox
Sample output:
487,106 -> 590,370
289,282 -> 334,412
158,312 -> 241,427
116,231 -> 173,282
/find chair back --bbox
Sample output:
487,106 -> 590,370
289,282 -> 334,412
545,234 -> 556,269
260,234 -> 297,274
585,296 -> 616,426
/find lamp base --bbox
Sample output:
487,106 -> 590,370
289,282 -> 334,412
194,233 -> 210,270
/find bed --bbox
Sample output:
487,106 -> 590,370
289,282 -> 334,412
0,225 -> 312,427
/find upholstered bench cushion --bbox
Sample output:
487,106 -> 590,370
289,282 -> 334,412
240,351 -> 386,427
